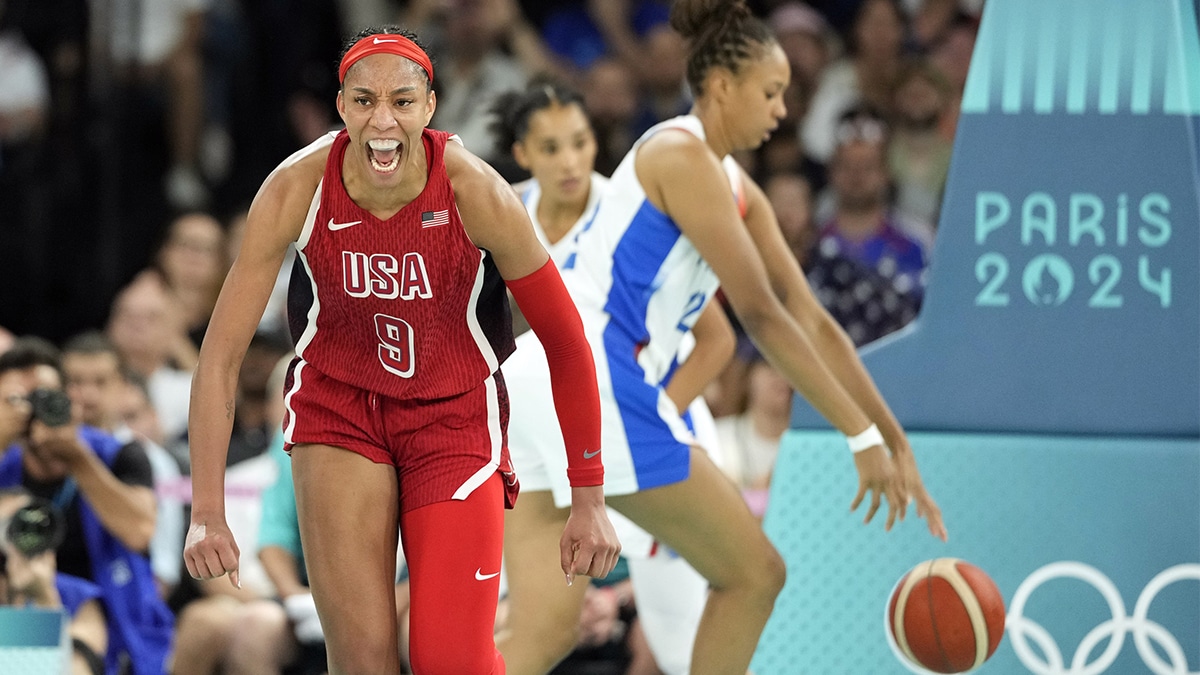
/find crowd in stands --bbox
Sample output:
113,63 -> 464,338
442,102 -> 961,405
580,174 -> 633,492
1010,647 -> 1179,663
0,0 -> 980,672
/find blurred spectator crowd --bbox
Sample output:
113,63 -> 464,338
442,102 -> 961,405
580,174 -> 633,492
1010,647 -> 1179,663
0,0 -> 981,672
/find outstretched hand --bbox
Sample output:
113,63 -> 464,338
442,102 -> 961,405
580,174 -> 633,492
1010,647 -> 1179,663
850,445 -> 907,531
895,449 -> 949,542
183,519 -> 241,589
561,486 -> 621,585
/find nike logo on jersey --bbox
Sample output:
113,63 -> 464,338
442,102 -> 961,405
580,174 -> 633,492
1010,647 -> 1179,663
583,449 -> 600,459
328,219 -> 362,231
373,37 -> 399,44
475,568 -> 500,581
501,470 -> 518,487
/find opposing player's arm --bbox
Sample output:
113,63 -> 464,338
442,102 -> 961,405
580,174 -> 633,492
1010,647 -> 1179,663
739,165 -> 947,540
663,302 -> 735,414
640,131 -> 872,439
189,151 -> 323,519
738,174 -> 907,449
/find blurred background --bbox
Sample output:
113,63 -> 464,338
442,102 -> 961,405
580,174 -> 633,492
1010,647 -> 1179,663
0,0 -> 979,346
0,1 -> 986,673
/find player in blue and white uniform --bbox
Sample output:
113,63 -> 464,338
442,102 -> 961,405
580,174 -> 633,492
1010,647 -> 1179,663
501,2 -> 948,673
492,79 -> 729,675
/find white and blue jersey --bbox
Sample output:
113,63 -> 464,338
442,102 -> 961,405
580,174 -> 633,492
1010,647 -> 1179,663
504,114 -> 742,503
564,114 -> 742,493
516,172 -> 606,264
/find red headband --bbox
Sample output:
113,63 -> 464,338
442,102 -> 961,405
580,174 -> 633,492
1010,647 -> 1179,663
338,34 -> 433,85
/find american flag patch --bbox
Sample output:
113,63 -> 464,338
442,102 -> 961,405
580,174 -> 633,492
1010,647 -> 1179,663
421,209 -> 449,228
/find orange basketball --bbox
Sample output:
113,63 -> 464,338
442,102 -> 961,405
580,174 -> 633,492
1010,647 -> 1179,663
887,558 -> 1006,673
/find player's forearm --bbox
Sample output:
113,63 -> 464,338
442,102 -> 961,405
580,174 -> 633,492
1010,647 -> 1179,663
664,338 -> 731,414
507,259 -> 604,486
740,303 -> 872,437
187,367 -> 237,518
665,306 -> 735,412
803,310 -> 907,452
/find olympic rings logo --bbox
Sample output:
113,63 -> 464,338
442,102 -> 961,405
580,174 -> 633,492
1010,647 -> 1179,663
1007,561 -> 1200,675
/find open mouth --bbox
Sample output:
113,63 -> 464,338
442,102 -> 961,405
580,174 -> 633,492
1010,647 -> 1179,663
367,139 -> 402,174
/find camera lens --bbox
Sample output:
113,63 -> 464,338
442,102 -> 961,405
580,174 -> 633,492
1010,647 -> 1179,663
5,499 -> 65,557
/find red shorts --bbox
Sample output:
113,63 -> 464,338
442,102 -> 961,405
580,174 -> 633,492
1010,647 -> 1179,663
281,358 -> 519,512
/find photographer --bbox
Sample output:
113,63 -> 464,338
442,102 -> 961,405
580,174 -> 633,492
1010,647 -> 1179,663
0,487 -> 108,675
0,337 -> 173,675
62,330 -> 186,598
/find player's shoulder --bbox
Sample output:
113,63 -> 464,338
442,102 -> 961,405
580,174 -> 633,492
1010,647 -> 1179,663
636,127 -> 722,192
638,121 -> 718,176
262,130 -> 336,203
442,133 -> 511,204
441,133 -> 490,178
640,123 -> 708,155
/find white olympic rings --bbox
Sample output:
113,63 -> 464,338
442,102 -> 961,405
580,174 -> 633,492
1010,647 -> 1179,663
1007,561 -> 1200,675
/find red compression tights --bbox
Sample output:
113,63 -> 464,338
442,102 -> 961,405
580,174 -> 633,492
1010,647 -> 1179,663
402,472 -> 506,674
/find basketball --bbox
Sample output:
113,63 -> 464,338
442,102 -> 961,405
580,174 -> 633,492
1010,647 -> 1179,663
887,558 -> 1006,673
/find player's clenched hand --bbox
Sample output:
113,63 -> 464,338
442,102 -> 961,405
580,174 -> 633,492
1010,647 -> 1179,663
561,485 -> 621,585
183,518 -> 241,589
850,445 -> 907,531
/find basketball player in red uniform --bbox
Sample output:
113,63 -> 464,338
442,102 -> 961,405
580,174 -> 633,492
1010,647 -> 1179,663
183,26 -> 620,674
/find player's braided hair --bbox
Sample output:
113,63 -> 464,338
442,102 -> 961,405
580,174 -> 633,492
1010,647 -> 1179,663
669,0 -> 776,96
489,76 -> 588,158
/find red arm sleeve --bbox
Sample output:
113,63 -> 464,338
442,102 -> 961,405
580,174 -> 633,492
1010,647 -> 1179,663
506,258 -> 604,487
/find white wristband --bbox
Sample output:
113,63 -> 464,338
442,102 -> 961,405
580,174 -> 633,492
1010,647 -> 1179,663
846,423 -> 884,453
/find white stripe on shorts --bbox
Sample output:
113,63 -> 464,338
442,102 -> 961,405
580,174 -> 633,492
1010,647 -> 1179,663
452,373 -> 501,500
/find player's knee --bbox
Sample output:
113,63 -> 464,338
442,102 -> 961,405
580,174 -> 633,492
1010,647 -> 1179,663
762,544 -> 787,598
721,541 -> 786,604
409,642 -> 501,675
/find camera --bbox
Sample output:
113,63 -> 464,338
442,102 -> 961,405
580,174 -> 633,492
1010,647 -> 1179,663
28,388 -> 72,428
1,498 -> 66,558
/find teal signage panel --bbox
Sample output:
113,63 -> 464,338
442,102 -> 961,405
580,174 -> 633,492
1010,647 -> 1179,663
0,607 -> 68,674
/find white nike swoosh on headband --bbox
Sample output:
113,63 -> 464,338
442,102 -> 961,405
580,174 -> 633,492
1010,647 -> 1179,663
373,37 -> 398,44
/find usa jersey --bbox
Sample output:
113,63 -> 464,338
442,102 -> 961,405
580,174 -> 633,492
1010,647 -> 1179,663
564,115 -> 743,388
288,128 -> 514,400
